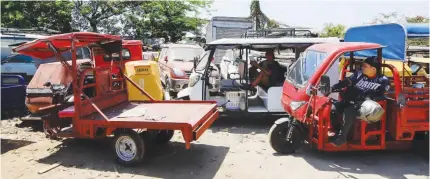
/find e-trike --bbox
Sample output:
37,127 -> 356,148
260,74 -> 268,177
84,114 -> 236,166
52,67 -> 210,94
12,32 -> 219,165
269,41 -> 429,153
177,37 -> 340,116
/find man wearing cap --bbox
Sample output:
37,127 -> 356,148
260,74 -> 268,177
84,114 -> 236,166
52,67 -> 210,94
329,56 -> 390,147
247,49 -> 283,90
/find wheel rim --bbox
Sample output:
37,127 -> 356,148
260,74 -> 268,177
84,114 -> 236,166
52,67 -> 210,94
115,136 -> 137,161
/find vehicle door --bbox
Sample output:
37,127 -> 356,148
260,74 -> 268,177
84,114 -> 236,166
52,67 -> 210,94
188,51 -> 211,101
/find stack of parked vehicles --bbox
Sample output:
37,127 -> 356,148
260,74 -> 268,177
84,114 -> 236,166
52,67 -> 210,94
2,22 -> 428,166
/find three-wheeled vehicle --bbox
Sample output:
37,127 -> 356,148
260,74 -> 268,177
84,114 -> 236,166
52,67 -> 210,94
268,39 -> 429,153
177,37 -> 340,115
21,39 -> 155,121
12,32 -> 219,165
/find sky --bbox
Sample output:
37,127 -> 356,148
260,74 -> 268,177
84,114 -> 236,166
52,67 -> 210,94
198,0 -> 430,32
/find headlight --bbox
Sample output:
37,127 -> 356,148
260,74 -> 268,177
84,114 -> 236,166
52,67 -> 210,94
172,68 -> 186,77
290,101 -> 306,111
189,74 -> 200,87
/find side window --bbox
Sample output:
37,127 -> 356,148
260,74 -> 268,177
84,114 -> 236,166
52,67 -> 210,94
82,47 -> 91,59
103,48 -> 131,61
317,55 -> 342,99
196,51 -> 210,71
76,48 -> 84,59
122,48 -> 131,60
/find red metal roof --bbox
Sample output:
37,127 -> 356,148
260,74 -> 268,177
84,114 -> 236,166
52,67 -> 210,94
12,32 -> 122,59
308,42 -> 383,53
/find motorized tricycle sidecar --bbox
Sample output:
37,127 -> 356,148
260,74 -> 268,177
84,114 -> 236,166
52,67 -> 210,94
269,41 -> 428,154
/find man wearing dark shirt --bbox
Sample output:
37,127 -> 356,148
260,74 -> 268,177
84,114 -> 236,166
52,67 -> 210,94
329,56 -> 390,147
248,49 -> 283,90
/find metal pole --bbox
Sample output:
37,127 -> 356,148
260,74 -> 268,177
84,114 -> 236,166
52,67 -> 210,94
71,35 -> 80,126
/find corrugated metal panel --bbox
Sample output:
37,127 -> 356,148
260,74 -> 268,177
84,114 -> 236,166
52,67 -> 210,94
216,28 -> 250,40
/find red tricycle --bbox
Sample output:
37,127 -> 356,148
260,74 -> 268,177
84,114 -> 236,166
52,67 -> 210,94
13,32 -> 219,165
269,42 -> 429,153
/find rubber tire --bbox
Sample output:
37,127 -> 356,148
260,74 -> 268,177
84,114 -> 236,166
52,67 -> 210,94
153,130 -> 174,144
269,121 -> 303,154
113,130 -> 146,166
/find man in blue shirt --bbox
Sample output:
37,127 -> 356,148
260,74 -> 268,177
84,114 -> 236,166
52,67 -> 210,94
329,56 -> 390,147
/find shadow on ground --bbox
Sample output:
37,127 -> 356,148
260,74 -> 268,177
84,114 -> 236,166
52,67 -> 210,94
14,120 -> 43,132
37,138 -> 229,179
275,144 -> 429,179
1,139 -> 35,154
209,115 -> 280,134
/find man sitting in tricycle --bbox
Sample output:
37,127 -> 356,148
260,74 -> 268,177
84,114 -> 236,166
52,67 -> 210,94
329,56 -> 390,146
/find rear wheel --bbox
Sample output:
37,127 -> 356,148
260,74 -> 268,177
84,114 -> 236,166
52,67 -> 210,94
152,130 -> 174,144
269,120 -> 303,154
113,130 -> 146,166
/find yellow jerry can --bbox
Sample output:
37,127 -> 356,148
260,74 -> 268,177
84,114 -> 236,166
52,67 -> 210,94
124,60 -> 163,101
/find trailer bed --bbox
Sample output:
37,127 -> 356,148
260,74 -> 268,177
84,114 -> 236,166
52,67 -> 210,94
61,101 -> 219,148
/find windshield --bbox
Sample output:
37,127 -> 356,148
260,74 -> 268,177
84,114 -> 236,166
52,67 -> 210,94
286,50 -> 328,87
195,51 -> 209,71
169,47 -> 205,61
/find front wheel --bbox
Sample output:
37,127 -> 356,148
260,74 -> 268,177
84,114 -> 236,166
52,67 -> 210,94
113,130 -> 146,166
269,120 -> 303,154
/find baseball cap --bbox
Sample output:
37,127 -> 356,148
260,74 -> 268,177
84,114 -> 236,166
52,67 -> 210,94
364,56 -> 381,69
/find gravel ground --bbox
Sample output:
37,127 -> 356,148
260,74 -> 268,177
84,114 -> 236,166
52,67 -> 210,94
1,117 -> 429,179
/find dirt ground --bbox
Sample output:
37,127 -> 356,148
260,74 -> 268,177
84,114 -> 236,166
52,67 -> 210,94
1,117 -> 429,179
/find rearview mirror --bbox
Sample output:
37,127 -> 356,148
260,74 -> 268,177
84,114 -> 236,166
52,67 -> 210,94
319,75 -> 331,96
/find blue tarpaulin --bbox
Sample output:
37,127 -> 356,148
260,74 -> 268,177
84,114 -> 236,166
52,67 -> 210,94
405,23 -> 429,38
344,23 -> 407,61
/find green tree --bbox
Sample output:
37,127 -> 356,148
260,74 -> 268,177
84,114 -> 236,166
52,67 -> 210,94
135,0 -> 212,42
407,15 -> 430,23
1,1 -> 74,32
72,1 -> 135,33
320,23 -> 346,38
